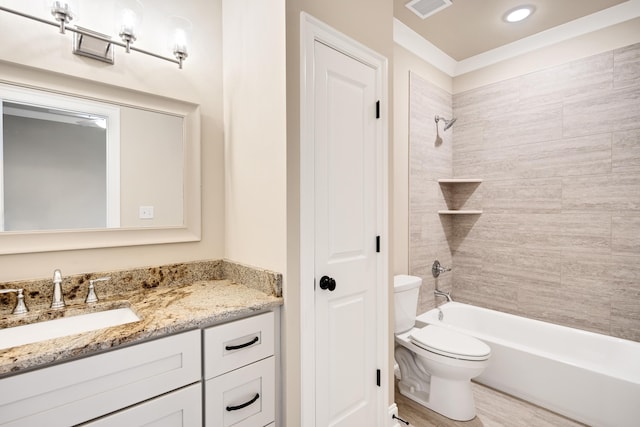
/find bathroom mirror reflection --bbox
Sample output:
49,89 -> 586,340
0,71 -> 201,254
1,83 -> 183,232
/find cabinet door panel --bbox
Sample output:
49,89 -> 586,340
81,383 -> 202,426
0,330 -> 201,427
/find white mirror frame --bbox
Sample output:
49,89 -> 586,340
0,62 -> 201,254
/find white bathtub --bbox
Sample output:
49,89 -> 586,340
416,302 -> 640,427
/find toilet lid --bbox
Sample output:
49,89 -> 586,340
410,325 -> 491,361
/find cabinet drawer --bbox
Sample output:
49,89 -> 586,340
0,330 -> 201,427
82,383 -> 202,426
205,356 -> 275,427
204,311 -> 274,379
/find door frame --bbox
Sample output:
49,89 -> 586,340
299,12 -> 389,426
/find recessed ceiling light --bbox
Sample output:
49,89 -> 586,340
504,5 -> 535,23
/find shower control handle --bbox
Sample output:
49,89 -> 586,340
319,275 -> 336,291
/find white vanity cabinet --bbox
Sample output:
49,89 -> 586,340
204,311 -> 276,427
81,383 -> 202,426
0,330 -> 201,427
0,309 -> 280,427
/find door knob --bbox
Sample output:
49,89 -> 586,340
319,275 -> 336,291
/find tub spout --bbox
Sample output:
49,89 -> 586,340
434,289 -> 453,303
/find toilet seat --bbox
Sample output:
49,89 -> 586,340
410,325 -> 490,361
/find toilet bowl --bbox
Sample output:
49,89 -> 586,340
393,275 -> 491,421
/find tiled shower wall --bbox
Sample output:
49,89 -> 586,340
410,43 -> 640,341
408,73 -> 454,315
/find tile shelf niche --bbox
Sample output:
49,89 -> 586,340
437,179 -> 483,215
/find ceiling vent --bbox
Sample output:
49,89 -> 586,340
405,0 -> 452,19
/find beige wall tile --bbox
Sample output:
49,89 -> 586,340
563,173 -> 640,211
472,213 -> 611,254
614,42 -> 640,88
611,256 -> 640,340
482,178 -> 562,213
612,129 -> 640,173
517,285 -> 611,335
453,78 -> 521,122
613,216 -> 640,256
483,102 -> 563,149
563,85 -> 640,138
439,182 -> 482,210
519,51 -> 613,104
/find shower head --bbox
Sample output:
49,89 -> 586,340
435,115 -> 457,131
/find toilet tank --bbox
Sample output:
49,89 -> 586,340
393,275 -> 422,334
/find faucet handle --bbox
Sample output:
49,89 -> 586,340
13,289 -> 28,314
85,277 -> 110,304
53,269 -> 62,283
432,260 -> 451,278
0,288 -> 29,315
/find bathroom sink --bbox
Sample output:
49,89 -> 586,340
0,307 -> 140,350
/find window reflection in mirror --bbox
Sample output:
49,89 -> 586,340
2,102 -> 112,231
0,83 -> 184,234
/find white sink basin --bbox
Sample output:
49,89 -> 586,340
0,307 -> 140,350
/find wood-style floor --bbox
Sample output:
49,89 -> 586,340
395,381 -> 587,427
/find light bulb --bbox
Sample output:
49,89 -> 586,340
504,5 -> 535,23
50,0 -> 78,33
169,16 -> 192,68
115,0 -> 144,51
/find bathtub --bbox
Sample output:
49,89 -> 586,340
416,302 -> 640,427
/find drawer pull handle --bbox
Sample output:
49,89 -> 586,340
225,336 -> 259,351
226,393 -> 260,411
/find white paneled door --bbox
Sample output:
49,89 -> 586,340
313,40 -> 380,427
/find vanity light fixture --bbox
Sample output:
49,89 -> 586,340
503,5 -> 536,23
0,2 -> 190,69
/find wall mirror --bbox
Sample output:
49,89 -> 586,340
0,63 -> 200,254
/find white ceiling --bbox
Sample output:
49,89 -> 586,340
394,0 -> 629,61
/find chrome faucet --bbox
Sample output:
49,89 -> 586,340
0,288 -> 28,314
51,269 -> 65,309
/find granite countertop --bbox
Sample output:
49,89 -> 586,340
0,279 -> 283,377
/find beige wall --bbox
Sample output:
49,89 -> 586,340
120,108 -> 183,228
0,0 -> 224,280
223,0 -> 287,274
285,0 -> 394,424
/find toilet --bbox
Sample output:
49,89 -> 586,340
393,275 -> 491,421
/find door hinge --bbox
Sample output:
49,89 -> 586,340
376,369 -> 381,387
376,235 -> 380,253
376,100 -> 380,119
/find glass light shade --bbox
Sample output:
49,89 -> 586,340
115,0 -> 144,40
169,16 -> 192,56
50,0 -> 78,21
50,0 -> 79,32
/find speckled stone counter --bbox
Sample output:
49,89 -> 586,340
0,260 -> 283,378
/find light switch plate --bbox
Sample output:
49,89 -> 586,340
139,206 -> 154,219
